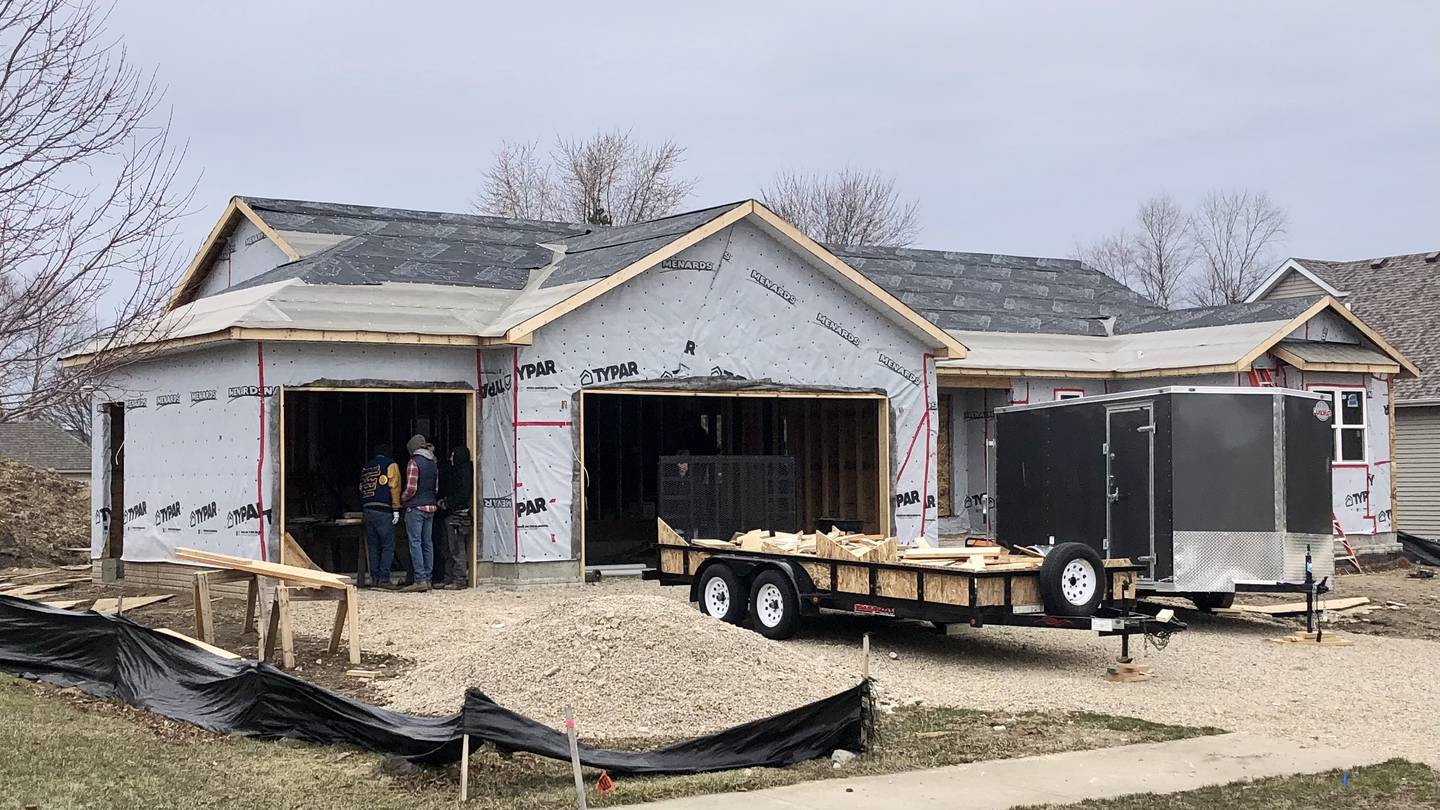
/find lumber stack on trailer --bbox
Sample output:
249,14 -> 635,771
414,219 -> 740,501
655,519 -> 1053,574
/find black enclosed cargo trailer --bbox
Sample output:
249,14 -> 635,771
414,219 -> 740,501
995,387 -> 1335,607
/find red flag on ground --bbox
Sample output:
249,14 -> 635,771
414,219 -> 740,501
596,770 -> 616,795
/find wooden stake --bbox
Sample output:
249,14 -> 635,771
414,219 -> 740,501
276,585 -> 296,669
565,707 -> 588,810
459,733 -> 470,802
861,633 -> 870,680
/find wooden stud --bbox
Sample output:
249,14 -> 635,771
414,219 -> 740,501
192,572 -> 214,644
328,599 -> 348,655
861,633 -> 870,680
275,585 -> 296,669
243,576 -> 258,634
345,585 -> 361,665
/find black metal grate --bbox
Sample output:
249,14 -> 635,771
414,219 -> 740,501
658,455 -> 797,540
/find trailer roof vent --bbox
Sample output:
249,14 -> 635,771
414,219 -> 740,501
1370,257 -> 1388,269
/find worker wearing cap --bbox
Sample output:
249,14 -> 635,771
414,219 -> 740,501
400,434 -> 440,592
358,443 -> 401,589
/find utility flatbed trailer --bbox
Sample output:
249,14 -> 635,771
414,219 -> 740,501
649,525 -> 1186,656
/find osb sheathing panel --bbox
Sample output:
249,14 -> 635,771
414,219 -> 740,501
876,569 -> 918,600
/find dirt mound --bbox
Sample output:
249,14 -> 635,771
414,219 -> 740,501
377,590 -> 848,736
0,458 -> 90,567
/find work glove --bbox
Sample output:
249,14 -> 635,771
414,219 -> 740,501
391,511 -> 400,525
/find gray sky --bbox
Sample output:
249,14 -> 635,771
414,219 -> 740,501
112,1 -> 1438,266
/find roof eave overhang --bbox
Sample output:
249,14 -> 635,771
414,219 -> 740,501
165,197 -> 301,312
60,327 -> 531,368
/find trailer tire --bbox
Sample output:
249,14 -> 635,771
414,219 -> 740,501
1038,543 -> 1105,617
697,564 -> 747,624
749,570 -> 800,640
1192,592 -> 1234,613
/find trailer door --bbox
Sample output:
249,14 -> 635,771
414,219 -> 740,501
1106,404 -> 1154,572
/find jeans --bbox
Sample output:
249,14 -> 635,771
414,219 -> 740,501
362,508 -> 395,585
442,512 -> 471,586
404,508 -> 435,583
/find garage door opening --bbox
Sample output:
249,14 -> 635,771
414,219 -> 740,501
280,388 -> 475,583
580,390 -> 888,568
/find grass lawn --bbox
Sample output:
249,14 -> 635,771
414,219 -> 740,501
1019,759 -> 1440,810
0,674 -> 1215,809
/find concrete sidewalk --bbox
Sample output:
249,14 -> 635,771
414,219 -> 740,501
626,732 -> 1389,809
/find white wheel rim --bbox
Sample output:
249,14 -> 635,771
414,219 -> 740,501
1061,558 -> 1097,605
755,583 -> 785,628
703,577 -> 731,616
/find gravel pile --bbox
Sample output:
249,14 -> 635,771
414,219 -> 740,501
0,458 -> 89,567
300,582 -> 848,737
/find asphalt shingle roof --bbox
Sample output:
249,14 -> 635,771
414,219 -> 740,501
222,197 -> 1351,350
1117,298 -> 1316,335
0,422 -> 89,472
1290,252 -> 1439,400
832,246 -> 1162,336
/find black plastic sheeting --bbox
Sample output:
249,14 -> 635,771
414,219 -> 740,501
0,595 -> 868,773
1400,531 -> 1440,566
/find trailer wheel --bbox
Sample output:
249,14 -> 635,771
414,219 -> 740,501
1192,592 -> 1234,613
749,570 -> 800,640
697,564 -> 747,624
1039,543 -> 1104,617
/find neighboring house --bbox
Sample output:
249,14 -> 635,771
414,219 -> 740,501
0,421 -> 91,482
1248,251 -> 1440,540
61,196 -> 1415,588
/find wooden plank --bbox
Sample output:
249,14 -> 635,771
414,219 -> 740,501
900,547 -> 1003,560
1231,597 -> 1370,616
41,599 -> 91,610
282,532 -> 321,571
154,627 -> 242,660
0,580 -> 82,598
876,569 -> 918,600
926,572 -> 971,606
92,594 -> 174,614
60,564 -> 91,571
243,577 -> 258,635
175,547 -> 350,589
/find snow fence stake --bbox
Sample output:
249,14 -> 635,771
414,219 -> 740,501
861,633 -> 870,680
566,706 -> 588,810
459,733 -> 470,802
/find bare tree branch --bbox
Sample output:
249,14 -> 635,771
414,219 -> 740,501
761,168 -> 920,247
1187,189 -> 1288,306
475,129 -> 695,225
0,0 -> 193,427
1132,194 -> 1192,308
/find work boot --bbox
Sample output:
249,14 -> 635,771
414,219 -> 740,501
401,580 -> 431,593
377,581 -> 400,591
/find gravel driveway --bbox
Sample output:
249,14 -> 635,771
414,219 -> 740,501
786,608 -> 1440,767
298,578 -> 1439,764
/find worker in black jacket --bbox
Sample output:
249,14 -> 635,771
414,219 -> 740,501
437,445 -> 473,589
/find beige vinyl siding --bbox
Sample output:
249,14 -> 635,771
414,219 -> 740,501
1265,270 -> 1329,300
1395,405 -> 1440,538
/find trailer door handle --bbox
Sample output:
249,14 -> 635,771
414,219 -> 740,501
1136,424 -> 1155,433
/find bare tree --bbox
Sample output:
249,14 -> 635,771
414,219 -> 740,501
1075,229 -> 1140,289
1131,194 -> 1192,308
0,0 -> 192,428
761,169 -> 920,247
476,140 -> 555,220
476,130 -> 695,225
1076,195 -> 1191,308
1187,190 -> 1288,306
